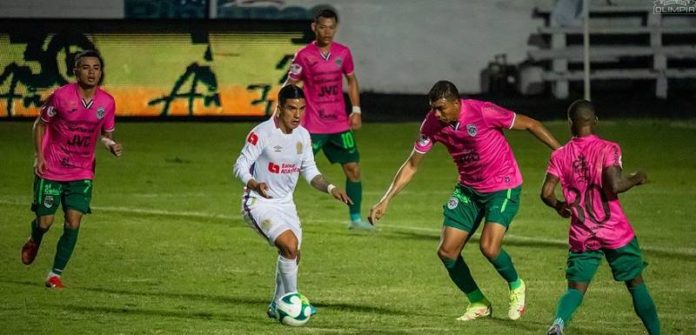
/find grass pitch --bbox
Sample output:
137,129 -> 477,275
0,120 -> 695,334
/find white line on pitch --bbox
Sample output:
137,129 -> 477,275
1,199 -> 694,257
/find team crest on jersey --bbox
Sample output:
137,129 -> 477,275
43,195 -> 54,208
296,141 -> 303,154
289,63 -> 302,75
466,124 -> 477,137
96,107 -> 106,120
447,197 -> 459,210
45,106 -> 56,117
335,57 -> 343,68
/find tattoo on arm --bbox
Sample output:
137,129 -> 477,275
310,175 -> 331,193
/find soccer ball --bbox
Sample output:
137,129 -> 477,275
276,292 -> 312,326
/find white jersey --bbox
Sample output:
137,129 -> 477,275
233,117 -> 321,201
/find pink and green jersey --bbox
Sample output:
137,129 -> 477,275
414,99 -> 522,193
546,135 -> 635,252
38,83 -> 116,182
288,41 -> 355,134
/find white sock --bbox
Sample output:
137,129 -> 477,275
47,271 -> 60,279
273,258 -> 285,302
278,255 -> 298,295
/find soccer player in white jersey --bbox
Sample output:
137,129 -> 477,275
233,85 -> 352,319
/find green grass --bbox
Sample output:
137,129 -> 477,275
0,120 -> 695,334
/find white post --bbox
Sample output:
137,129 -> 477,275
209,0 -> 218,19
583,0 -> 590,101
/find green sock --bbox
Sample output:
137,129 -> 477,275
441,256 -> 486,303
51,227 -> 80,275
489,249 -> 519,284
555,288 -> 584,324
30,219 -> 48,244
629,283 -> 660,335
346,180 -> 362,221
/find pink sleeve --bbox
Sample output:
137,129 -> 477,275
413,113 -> 436,154
603,143 -> 623,169
288,51 -> 305,81
343,48 -> 355,75
103,101 -> 116,132
546,154 -> 561,178
481,102 -> 516,129
39,93 -> 57,123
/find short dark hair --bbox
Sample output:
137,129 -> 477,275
73,49 -> 104,69
278,85 -> 305,106
567,99 -> 596,123
428,80 -> 460,103
314,8 -> 338,23
73,49 -> 105,85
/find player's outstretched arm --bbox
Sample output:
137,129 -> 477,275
32,117 -> 47,175
512,114 -> 561,150
603,166 -> 647,194
310,174 -> 353,205
346,73 -> 362,130
100,131 -> 122,157
540,173 -> 571,218
368,150 -> 425,224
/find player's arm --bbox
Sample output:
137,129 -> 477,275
100,131 -> 122,157
346,73 -> 362,130
32,116 -> 47,175
234,131 -> 271,198
511,114 -> 561,150
603,165 -> 647,194
368,150 -> 425,224
309,174 -> 353,205
540,173 -> 571,218
284,77 -> 300,87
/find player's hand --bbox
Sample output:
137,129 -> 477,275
555,201 -> 571,218
34,155 -> 46,175
109,142 -> 122,157
248,180 -> 272,198
630,171 -> 648,185
368,201 -> 388,225
350,112 -> 362,130
330,187 -> 353,205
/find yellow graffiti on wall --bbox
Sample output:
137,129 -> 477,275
0,32 -> 303,117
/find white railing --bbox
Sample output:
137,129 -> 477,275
530,4 -> 696,98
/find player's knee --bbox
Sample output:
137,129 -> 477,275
37,215 -> 55,229
343,163 -> 361,181
278,242 -> 299,259
280,248 -> 298,259
64,220 -> 81,230
63,215 -> 82,229
479,242 -> 500,260
625,276 -> 644,289
437,246 -> 459,261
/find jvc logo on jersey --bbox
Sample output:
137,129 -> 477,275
456,151 -> 480,164
318,85 -> 339,97
67,135 -> 91,147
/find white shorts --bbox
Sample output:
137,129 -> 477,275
240,194 -> 302,248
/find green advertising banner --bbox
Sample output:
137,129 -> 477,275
0,20 -> 311,118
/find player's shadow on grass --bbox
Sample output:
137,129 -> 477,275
487,317 -> 549,331
1,280 -> 409,317
50,303 -> 237,321
379,230 -> 566,251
